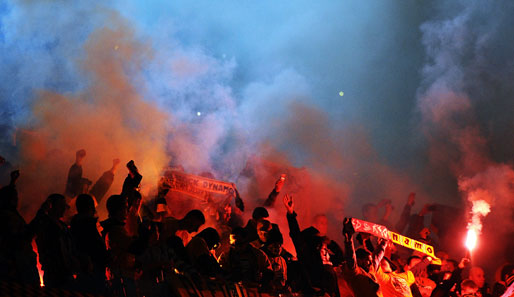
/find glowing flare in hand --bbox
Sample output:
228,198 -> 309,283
465,229 -> 477,251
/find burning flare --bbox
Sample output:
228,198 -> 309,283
465,199 -> 490,251
465,229 -> 477,251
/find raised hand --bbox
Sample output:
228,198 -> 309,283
458,257 -> 471,269
377,237 -> 388,247
283,194 -> 294,214
342,217 -> 355,237
275,174 -> 286,192
232,183 -> 244,212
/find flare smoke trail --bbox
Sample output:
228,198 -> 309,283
418,1 -> 514,267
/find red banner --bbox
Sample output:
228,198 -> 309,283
160,169 -> 235,200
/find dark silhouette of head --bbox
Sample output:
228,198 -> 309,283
195,227 -> 220,250
265,228 -> 284,257
356,248 -> 373,272
127,190 -> 142,209
182,209 -> 206,233
75,149 -> 86,165
106,195 -> 128,222
76,194 -> 95,217
47,193 -> 67,219
252,207 -> 269,221
230,227 -> 248,248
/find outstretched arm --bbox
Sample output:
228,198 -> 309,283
263,175 -> 286,207
371,238 -> 387,272
284,194 -> 302,250
342,218 -> 358,272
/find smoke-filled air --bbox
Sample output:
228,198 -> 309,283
2,0 -> 514,296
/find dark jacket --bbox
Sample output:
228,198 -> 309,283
32,213 -> 78,287
71,214 -> 107,276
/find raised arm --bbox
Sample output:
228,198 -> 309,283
263,174 -> 285,207
284,194 -> 302,249
371,237 -> 387,272
342,218 -> 358,272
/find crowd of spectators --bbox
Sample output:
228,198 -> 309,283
1,151 -> 514,297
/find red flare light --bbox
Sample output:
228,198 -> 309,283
465,229 -> 477,251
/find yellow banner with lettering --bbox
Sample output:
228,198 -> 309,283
351,218 -> 441,265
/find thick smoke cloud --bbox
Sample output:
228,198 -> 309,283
1,0 -> 427,223
2,0 -> 514,277
418,0 -> 514,269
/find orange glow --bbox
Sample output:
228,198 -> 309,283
465,229 -> 477,251
31,240 -> 44,287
